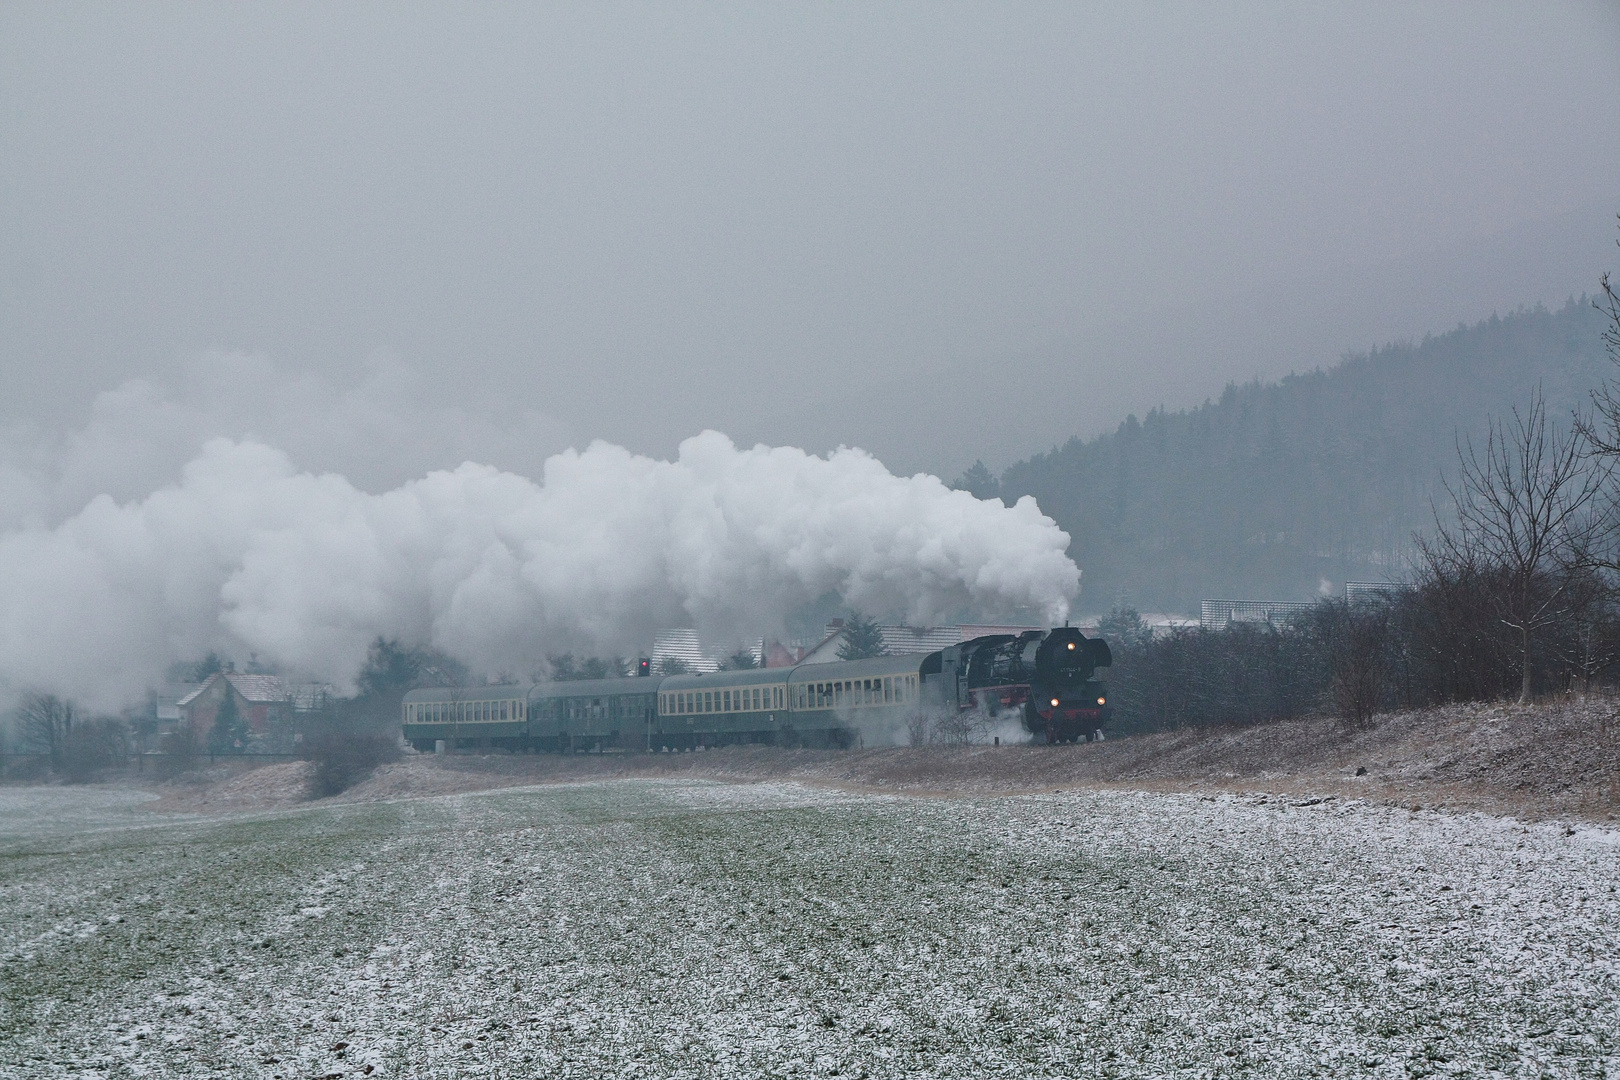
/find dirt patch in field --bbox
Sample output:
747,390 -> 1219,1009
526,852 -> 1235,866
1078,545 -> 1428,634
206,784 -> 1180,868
113,696 -> 1620,820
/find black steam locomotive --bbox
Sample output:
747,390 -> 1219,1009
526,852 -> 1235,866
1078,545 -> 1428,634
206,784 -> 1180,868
943,626 -> 1113,743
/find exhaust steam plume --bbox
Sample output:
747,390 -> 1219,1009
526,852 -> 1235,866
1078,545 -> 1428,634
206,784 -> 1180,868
0,431 -> 1080,710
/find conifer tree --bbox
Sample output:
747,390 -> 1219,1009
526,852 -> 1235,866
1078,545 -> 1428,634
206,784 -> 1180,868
208,684 -> 251,753
837,612 -> 889,660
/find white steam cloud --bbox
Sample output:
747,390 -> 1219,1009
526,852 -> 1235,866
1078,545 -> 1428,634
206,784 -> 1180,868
0,431 -> 1078,710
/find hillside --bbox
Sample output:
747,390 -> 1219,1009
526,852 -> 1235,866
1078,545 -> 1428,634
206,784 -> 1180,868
969,299 -> 1614,614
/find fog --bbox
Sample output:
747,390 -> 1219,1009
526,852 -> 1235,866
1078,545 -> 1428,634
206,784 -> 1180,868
4,3 -> 1616,485
1,3 -> 1617,703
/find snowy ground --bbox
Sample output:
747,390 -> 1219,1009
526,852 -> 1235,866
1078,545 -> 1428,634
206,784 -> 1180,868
1,781 -> 1617,1079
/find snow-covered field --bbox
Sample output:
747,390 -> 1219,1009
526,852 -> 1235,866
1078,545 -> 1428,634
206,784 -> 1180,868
1,780 -> 1616,1078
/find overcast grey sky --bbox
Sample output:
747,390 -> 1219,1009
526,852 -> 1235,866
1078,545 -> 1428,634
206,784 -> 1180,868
3,2 -> 1618,493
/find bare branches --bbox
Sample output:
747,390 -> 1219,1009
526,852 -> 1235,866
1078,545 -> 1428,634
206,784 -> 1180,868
17,693 -> 76,767
1432,388 -> 1607,702
1578,216 -> 1620,454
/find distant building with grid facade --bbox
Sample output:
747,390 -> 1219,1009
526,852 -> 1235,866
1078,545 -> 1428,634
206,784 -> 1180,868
1199,599 -> 1315,630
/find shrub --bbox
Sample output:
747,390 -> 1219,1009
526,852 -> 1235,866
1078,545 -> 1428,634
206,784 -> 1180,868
156,724 -> 198,779
58,718 -> 128,782
304,730 -> 401,799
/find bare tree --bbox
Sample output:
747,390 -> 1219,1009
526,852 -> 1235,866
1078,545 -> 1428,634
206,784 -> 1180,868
1577,217 -> 1620,455
1432,389 -> 1606,703
1323,600 -> 1389,730
17,693 -> 76,768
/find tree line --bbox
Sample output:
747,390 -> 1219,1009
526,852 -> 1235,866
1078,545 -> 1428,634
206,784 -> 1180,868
1098,263 -> 1620,732
962,296 -> 1615,615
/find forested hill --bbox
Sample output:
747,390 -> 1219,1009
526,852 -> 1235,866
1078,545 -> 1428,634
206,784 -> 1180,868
965,298 -> 1614,615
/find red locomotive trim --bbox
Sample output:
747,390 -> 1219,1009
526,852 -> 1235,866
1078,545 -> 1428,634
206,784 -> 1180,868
965,684 -> 1033,710
1035,707 -> 1104,721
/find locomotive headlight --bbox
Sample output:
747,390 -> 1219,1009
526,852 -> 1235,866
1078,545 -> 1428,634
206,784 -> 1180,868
1097,696 -> 1106,705
1050,698 -> 1060,707
1067,642 -> 1075,650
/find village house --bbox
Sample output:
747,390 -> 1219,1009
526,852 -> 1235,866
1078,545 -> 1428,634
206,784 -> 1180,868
176,672 -> 294,740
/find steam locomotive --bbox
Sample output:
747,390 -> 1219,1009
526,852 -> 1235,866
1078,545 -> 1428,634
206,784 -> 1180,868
951,626 -> 1114,744
401,626 -> 1112,752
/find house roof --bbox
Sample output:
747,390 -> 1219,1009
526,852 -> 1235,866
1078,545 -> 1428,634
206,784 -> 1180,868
799,622 -> 1048,664
176,671 -> 291,708
651,628 -> 720,673
227,673 -> 289,702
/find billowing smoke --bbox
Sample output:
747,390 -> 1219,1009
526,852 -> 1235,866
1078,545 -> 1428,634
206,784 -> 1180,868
0,431 -> 1078,709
